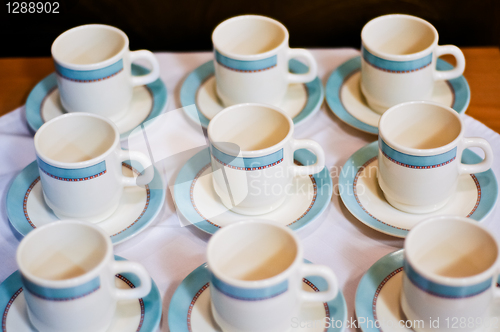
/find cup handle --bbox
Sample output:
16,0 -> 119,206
290,139 -> 325,176
433,45 -> 466,81
130,50 -> 161,87
458,138 -> 494,175
287,49 -> 318,84
112,260 -> 152,300
119,150 -> 155,187
299,263 -> 338,303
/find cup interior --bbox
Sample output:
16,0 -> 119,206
380,103 -> 461,150
36,114 -> 116,163
18,222 -> 109,281
213,16 -> 286,56
362,15 -> 436,56
406,218 -> 498,278
210,104 -> 290,152
52,25 -> 126,65
209,222 -> 298,281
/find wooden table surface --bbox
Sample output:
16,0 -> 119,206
1,47 -> 499,133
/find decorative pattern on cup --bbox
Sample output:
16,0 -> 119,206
210,273 -> 288,301
214,50 -> 277,73
54,59 -> 124,83
403,261 -> 492,299
36,157 -> 107,181
21,275 -> 101,301
379,139 -> 457,169
210,144 -> 284,171
361,46 -> 432,73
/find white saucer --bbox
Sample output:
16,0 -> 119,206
355,250 -> 500,332
0,256 -> 162,332
6,160 -> 165,244
168,260 -> 347,332
325,56 -> 470,134
25,64 -> 168,140
339,142 -> 497,238
173,148 -> 333,234
180,60 -> 324,128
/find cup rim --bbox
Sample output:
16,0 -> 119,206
16,220 -> 113,287
34,112 -> 120,168
51,24 -> 129,71
404,215 -> 499,286
206,220 -> 303,288
361,14 -> 438,61
207,103 -> 294,157
212,15 -> 289,60
378,100 -> 464,156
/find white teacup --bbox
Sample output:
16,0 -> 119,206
51,24 -> 160,121
402,216 -> 500,332
378,101 -> 493,214
17,220 -> 152,332
34,112 -> 154,222
207,103 -> 325,215
212,15 -> 318,107
361,14 -> 466,114
207,220 -> 338,332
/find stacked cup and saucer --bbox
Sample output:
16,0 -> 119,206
3,24 -> 165,331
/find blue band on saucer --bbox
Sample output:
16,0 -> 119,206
214,50 -> 277,72
21,275 -> 100,301
210,144 -> 284,171
404,261 -> 492,298
362,46 -> 433,73
36,157 -> 107,181
379,139 -> 457,169
211,273 -> 288,301
54,59 -> 124,82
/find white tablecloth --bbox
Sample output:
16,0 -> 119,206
1,49 -> 499,331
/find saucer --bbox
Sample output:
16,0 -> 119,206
339,141 -> 497,238
355,249 -> 500,332
180,59 -> 324,128
25,64 -> 168,140
168,259 -> 347,332
6,160 -> 165,244
173,148 -> 333,234
325,56 -> 470,134
0,255 -> 161,332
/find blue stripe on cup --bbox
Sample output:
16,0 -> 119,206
211,273 -> 288,301
36,157 -> 107,181
214,50 -> 277,72
362,46 -> 433,73
404,261 -> 492,298
21,275 -> 101,301
379,139 -> 457,169
210,144 -> 284,171
54,59 -> 124,83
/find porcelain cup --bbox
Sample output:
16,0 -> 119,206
16,220 -> 152,332
361,14 -> 466,114
402,216 -> 500,332
34,112 -> 154,222
207,103 -> 325,215
51,24 -> 160,122
212,15 -> 318,107
207,220 -> 338,332
378,101 -> 493,214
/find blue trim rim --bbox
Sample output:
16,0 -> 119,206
21,276 -> 100,301
6,160 -> 165,245
214,50 -> 277,72
36,157 -> 107,181
325,56 -> 471,135
54,59 -> 124,82
338,141 -> 498,238
168,260 -> 347,332
180,59 -> 324,128
25,64 -> 168,141
210,144 -> 284,170
361,47 -> 432,73
173,147 -> 333,235
211,274 -> 288,301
